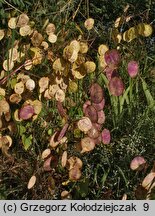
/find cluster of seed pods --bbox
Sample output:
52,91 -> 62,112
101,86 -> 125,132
78,83 -> 111,153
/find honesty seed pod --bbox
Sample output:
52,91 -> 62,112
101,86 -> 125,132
77,117 -> 92,133
104,49 -> 121,67
84,18 -> 94,30
61,151 -> 67,168
0,29 -> 5,40
46,23 -> 56,35
84,105 -> 98,123
8,17 -> 17,29
109,77 -> 124,96
90,83 -> 104,104
3,59 -> 14,71
101,129 -> 111,144
25,79 -> 35,91
41,148 -> 51,160
81,136 -> 95,153
130,156 -> 146,171
69,166 -> 82,181
19,25 -> 32,36
31,31 -> 44,47
9,93 -> 22,104
97,110 -> 105,125
17,13 -> 29,27
48,34 -> 57,43
142,172 -> 155,190
87,124 -> 99,139
92,98 -> 105,111
19,105 -> 35,120
127,61 -> 139,78
27,175 -> 36,189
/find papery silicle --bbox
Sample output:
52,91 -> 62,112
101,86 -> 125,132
109,77 -> 124,96
127,61 -> 139,78
19,105 -> 34,120
104,49 -> 121,67
101,129 -> 111,144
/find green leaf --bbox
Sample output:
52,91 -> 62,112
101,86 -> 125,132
19,125 -> 26,136
10,78 -> 17,89
120,86 -> 130,113
141,78 -> 155,110
22,134 -> 33,150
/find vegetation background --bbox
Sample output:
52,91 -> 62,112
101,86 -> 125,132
0,0 -> 155,200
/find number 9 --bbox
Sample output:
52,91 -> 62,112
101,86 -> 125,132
143,203 -> 149,211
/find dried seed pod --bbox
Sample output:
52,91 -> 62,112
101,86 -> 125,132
83,100 -> 91,113
84,61 -> 96,73
130,156 -> 146,171
94,133 -> 102,145
0,87 -> 5,96
49,132 -> 59,148
90,83 -> 104,104
61,190 -> 71,199
0,99 -> 10,113
77,117 -> 92,133
109,77 -> 124,96
31,30 -> 44,47
98,44 -> 109,56
57,101 -> 67,118
69,166 -> 82,181
92,98 -> 105,111
0,29 -> 5,40
8,17 -> 17,29
84,18 -> 94,30
3,59 -> 14,71
25,79 -> 35,91
43,156 -> 53,171
84,105 -> 98,123
19,25 -> 32,36
9,93 -> 22,104
48,84 -> 60,97
57,123 -> 69,141
48,33 -> 57,43
79,42 -> 88,53
127,61 -> 139,78
19,105 -> 34,120
41,41 -> 49,50
53,58 -> 64,71
46,23 -> 56,35
41,148 -> 51,159
27,175 -> 36,189
39,77 -> 49,93
17,13 -> 29,27
69,80 -> 78,93
101,129 -> 111,144
8,48 -> 18,61
55,89 -> 65,102
24,59 -> 33,70
98,55 -> 107,70
104,49 -> 121,67
70,40 -> 80,52
61,151 -> 67,167
81,136 -> 95,153
142,172 -> 155,190
68,156 -> 83,170
14,81 -> 24,94
97,110 -> 105,125
14,109 -> 22,122
87,124 -> 99,139
32,100 -> 42,115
